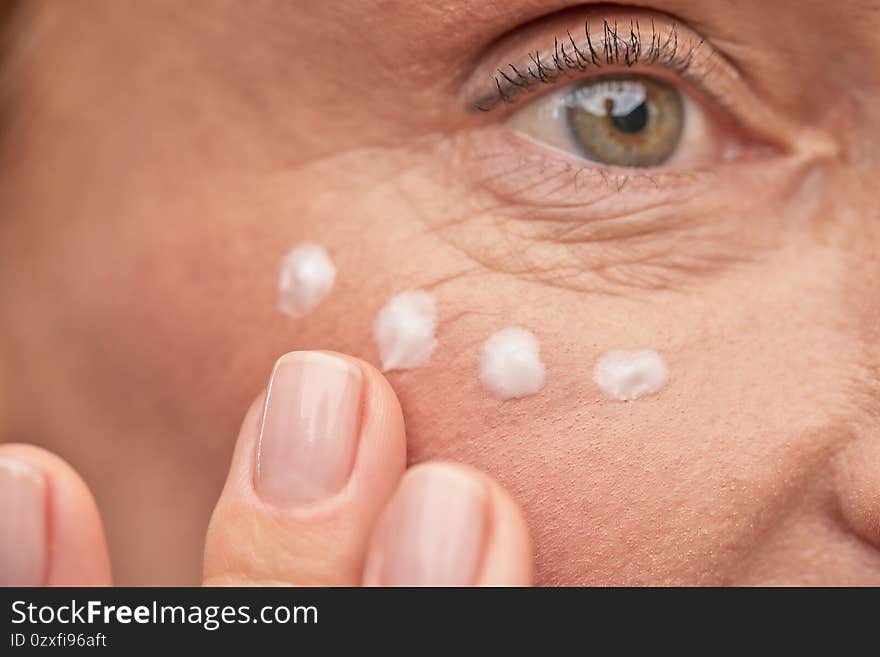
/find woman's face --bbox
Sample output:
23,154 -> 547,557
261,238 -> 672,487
2,0 -> 880,585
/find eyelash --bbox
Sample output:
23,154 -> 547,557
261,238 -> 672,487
473,19 -> 706,112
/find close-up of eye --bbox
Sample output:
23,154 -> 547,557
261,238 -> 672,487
506,73 -> 714,169
460,15 -> 794,177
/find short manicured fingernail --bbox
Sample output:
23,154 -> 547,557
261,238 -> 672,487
0,458 -> 47,586
256,352 -> 363,506
365,465 -> 487,586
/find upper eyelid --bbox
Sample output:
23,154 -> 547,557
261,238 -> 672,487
468,18 -> 713,113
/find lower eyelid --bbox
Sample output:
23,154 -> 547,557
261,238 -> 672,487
456,121 -> 812,224
462,124 -> 714,210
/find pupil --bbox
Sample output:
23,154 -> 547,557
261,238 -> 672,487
610,101 -> 649,134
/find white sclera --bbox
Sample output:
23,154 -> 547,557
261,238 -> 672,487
278,244 -> 336,318
480,327 -> 546,400
373,290 -> 438,372
593,349 -> 668,401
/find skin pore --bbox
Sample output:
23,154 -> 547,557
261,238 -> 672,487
1,0 -> 879,585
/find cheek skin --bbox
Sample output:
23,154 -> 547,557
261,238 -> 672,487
8,130 -> 880,585
394,250 -> 874,585
259,147 -> 878,584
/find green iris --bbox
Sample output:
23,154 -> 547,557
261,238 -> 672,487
566,75 -> 684,167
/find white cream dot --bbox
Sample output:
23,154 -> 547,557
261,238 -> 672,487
373,290 -> 438,372
278,244 -> 336,318
593,349 -> 668,401
480,327 -> 546,400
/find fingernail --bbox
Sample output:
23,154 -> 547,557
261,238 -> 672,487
0,458 -> 47,586
366,465 -> 487,586
256,352 -> 363,506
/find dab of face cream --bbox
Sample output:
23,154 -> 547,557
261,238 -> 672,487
278,244 -> 336,318
374,290 -> 438,372
593,349 -> 668,401
480,327 -> 546,400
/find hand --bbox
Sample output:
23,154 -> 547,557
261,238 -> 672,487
0,351 -> 532,586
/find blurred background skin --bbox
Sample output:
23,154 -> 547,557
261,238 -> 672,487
1,0 -> 879,585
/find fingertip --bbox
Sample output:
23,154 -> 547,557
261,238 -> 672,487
363,461 -> 532,587
477,467 -> 533,587
205,350 -> 407,586
219,350 -> 407,511
0,443 -> 112,586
